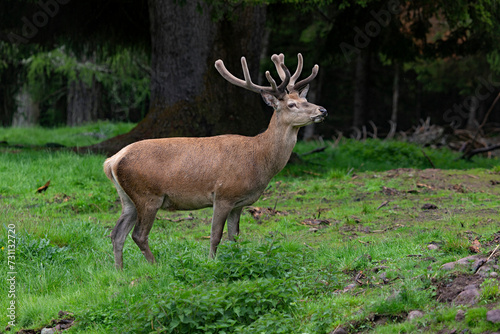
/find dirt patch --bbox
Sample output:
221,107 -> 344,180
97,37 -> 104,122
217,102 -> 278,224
14,311 -> 74,334
379,168 -> 500,194
336,313 -> 407,334
434,273 -> 484,304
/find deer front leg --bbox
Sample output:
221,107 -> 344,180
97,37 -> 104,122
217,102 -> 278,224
209,201 -> 233,258
227,207 -> 243,241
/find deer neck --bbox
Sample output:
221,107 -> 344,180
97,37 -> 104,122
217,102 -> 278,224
256,111 -> 299,176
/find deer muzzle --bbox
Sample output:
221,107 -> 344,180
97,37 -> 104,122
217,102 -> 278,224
311,107 -> 328,123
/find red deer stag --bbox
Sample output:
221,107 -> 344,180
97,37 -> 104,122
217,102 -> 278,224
104,53 -> 327,269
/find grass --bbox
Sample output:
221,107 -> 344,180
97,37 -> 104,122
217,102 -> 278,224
0,121 -> 135,147
1,124 -> 500,333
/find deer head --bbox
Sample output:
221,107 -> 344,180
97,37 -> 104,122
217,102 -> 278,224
215,53 -> 327,127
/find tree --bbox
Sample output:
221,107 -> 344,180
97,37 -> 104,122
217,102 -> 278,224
3,0 -> 500,140
319,0 -> 500,130
87,1 -> 267,155
0,0 -> 152,127
66,54 -> 103,127
1,1 -> 267,152
353,49 -> 370,128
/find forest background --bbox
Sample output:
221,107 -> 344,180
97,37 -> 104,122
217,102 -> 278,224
2,0 -> 500,154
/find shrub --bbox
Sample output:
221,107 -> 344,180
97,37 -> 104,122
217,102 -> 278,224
15,232 -> 73,266
169,236 -> 305,284
125,278 -> 298,334
213,237 -> 301,281
335,139 -> 428,170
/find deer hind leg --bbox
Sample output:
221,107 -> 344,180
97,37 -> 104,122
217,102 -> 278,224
132,197 -> 163,264
110,183 -> 137,270
209,201 -> 234,258
227,207 -> 243,241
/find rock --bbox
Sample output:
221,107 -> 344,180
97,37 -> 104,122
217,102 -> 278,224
477,266 -> 492,278
463,284 -> 478,291
453,288 -> 480,306
441,255 -> 489,271
407,310 -> 424,320
441,262 -> 456,270
41,328 -> 56,334
455,309 -> 466,321
329,327 -> 348,334
490,272 -> 499,278
427,244 -> 439,250
487,309 -> 500,323
456,255 -> 482,266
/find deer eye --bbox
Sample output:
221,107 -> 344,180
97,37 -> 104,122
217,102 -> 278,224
287,103 -> 297,109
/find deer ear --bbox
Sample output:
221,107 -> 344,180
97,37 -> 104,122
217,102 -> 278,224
299,84 -> 310,98
261,91 -> 279,108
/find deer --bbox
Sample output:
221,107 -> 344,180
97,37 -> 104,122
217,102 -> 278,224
104,53 -> 327,269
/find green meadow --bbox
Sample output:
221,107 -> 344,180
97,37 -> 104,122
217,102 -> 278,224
1,123 -> 500,333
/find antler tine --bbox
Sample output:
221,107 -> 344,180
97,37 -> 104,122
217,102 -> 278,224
293,64 -> 319,92
269,53 -> 318,93
215,59 -> 259,92
265,71 -> 278,91
240,57 -> 254,89
277,63 -> 291,92
271,53 -> 286,81
287,53 -> 304,91
215,56 -> 289,96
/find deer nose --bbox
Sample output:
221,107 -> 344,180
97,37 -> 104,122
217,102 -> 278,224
319,107 -> 328,116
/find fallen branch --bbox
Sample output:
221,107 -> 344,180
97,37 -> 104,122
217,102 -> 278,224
421,149 -> 436,168
377,200 -> 389,210
368,120 -> 378,139
329,131 -> 343,148
300,146 -> 326,156
487,244 -> 500,261
460,92 -> 500,160
462,144 -> 500,160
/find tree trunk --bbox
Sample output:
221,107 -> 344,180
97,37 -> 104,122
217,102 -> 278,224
390,62 -> 400,125
12,85 -> 39,126
67,73 -> 101,126
353,50 -> 369,128
87,2 -> 267,155
415,80 -> 422,122
466,97 -> 479,130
